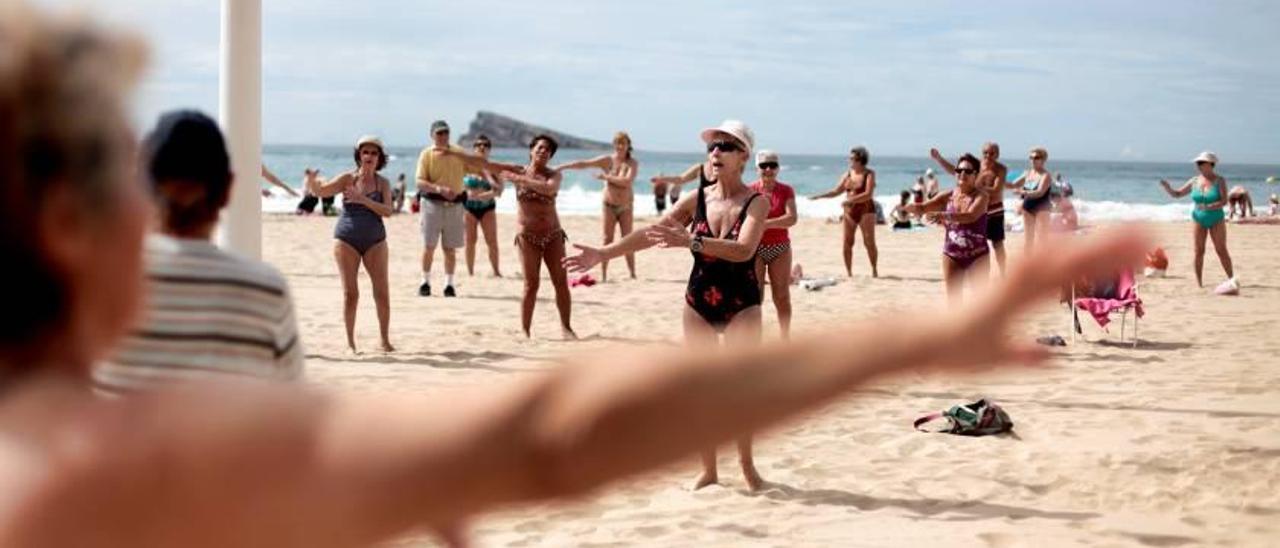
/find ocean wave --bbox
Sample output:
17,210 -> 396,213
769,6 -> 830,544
261,186 -> 1195,223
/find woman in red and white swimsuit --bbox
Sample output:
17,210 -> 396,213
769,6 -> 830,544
750,149 -> 797,339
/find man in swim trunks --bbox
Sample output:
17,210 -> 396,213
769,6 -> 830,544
931,142 -> 1008,275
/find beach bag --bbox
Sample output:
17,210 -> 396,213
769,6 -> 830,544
913,399 -> 1013,436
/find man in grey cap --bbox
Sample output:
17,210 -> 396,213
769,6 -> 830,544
415,120 -> 468,297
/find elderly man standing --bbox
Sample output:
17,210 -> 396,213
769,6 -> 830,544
416,120 -> 468,297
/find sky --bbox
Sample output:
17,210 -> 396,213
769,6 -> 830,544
46,0 -> 1280,162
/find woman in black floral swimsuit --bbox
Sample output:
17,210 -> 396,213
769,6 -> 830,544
564,120 -> 770,492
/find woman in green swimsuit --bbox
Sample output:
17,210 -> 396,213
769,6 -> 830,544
1159,151 -> 1235,288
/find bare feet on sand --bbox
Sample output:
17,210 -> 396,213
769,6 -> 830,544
742,465 -> 765,492
692,471 -> 719,490
380,340 -> 396,352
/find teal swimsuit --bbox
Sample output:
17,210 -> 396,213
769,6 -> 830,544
1190,178 -> 1225,229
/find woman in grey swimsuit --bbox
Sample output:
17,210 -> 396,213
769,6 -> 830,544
306,136 -> 396,353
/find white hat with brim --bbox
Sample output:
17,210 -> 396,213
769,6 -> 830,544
700,119 -> 754,154
756,149 -> 780,165
356,135 -> 384,151
1192,151 -> 1219,164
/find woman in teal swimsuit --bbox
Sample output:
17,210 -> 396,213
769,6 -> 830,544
463,135 -> 504,277
1159,151 -> 1235,288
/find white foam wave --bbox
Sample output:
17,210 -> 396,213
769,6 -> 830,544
261,186 -> 1195,223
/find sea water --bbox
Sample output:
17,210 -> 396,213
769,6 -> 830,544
261,145 -> 1279,222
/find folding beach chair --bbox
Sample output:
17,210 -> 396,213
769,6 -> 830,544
1069,268 -> 1143,347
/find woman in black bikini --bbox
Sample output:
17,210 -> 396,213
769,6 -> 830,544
565,120 -> 770,491
462,135 -> 504,277
553,131 -> 639,282
445,135 -> 576,339
305,136 -> 396,353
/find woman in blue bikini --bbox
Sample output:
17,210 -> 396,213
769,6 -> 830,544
306,136 -> 396,353
1159,151 -> 1235,288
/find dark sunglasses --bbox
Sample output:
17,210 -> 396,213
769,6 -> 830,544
359,148 -> 381,156
707,140 -> 742,153
956,167 -> 978,175
474,143 -> 491,149
1196,161 -> 1214,167
1029,155 -> 1044,161
758,162 -> 779,170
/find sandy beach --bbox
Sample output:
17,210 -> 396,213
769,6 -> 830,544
268,212 -> 1280,547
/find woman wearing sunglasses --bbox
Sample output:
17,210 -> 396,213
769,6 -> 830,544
1159,151 -> 1236,289
750,150 -> 797,340
565,120 -> 771,491
906,153 -> 991,305
1012,147 -> 1053,252
810,146 -> 878,278
462,135 -> 504,277
306,136 -> 397,353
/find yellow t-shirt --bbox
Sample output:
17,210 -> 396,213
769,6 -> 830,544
415,145 -> 467,193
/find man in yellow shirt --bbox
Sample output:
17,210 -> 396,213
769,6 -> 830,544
415,120 -> 467,297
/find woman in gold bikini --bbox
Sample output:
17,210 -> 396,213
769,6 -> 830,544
553,132 -> 639,281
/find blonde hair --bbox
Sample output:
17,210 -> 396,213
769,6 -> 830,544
0,2 -> 147,355
613,131 -> 633,159
1029,146 -> 1048,160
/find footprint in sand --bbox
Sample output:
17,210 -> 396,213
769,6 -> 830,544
977,532 -> 1017,548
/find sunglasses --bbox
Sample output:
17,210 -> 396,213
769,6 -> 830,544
474,143 -> 491,149
707,140 -> 742,153
758,162 -> 779,170
956,167 -> 978,175
359,149 -> 381,156
1196,161 -> 1214,167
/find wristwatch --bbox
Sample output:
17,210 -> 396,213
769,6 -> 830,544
690,235 -> 705,253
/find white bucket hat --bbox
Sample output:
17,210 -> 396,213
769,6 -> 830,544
1192,151 -> 1219,164
700,119 -> 754,154
755,149 -> 780,165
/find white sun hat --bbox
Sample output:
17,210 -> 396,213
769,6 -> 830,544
700,119 -> 755,154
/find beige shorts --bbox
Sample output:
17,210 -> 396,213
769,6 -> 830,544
420,198 -> 464,249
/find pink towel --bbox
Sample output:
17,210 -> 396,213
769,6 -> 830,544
1074,269 -> 1143,328
569,273 -> 597,288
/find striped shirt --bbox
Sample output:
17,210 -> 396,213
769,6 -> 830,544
94,235 -> 303,394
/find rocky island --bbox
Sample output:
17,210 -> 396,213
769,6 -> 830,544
458,111 -> 612,150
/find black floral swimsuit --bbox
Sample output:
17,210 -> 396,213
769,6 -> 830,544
685,186 -> 762,331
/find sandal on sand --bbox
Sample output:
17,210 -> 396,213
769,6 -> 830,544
1036,335 -> 1067,346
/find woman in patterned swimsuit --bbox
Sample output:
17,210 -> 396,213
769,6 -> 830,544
565,120 -> 771,492
907,153 -> 991,306
749,149 -> 797,339
444,135 -> 576,339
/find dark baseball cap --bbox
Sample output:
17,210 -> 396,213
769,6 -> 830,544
430,120 -> 450,134
143,109 -> 230,189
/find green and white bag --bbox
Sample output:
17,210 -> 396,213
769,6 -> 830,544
913,399 -> 1013,436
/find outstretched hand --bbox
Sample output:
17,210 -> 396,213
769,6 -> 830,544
923,227 -> 1151,373
646,224 -> 692,248
563,244 -> 605,273
930,148 -> 943,161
